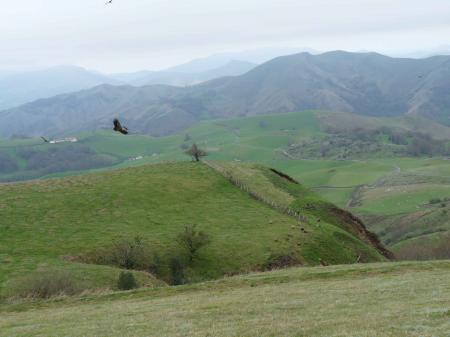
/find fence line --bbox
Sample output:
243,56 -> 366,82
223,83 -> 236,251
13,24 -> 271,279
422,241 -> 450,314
204,161 -> 307,223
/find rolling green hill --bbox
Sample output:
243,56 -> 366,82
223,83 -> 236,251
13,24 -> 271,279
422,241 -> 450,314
1,110 -> 449,260
0,161 -> 388,298
1,261 -> 449,337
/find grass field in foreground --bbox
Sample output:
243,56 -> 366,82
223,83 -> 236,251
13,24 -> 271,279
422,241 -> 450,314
1,261 -> 449,337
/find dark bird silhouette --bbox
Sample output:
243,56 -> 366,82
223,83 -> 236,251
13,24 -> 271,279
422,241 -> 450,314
113,118 -> 128,135
105,0 -> 113,4
41,136 -> 49,143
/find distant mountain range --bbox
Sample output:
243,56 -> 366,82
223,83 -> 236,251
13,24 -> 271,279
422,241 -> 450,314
0,65 -> 120,110
106,46 -> 317,86
0,46 -> 310,110
160,47 -> 318,73
0,60 -> 257,111
1,51 -> 449,138
111,60 -> 256,86
396,45 -> 450,59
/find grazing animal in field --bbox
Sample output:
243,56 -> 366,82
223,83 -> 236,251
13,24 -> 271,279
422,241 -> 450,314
113,118 -> 128,135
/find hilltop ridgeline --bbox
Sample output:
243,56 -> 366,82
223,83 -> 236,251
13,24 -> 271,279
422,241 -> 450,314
1,51 -> 450,138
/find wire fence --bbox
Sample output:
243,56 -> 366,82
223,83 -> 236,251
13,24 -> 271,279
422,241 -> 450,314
204,161 -> 307,222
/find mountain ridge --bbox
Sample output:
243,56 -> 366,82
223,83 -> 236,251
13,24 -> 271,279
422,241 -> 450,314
1,51 -> 449,138
112,60 -> 256,87
0,65 -> 122,110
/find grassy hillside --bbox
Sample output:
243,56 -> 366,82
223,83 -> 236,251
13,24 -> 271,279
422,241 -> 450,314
83,111 -> 450,260
2,110 -> 448,182
272,157 -> 450,259
1,110 -> 449,260
0,162 -> 386,298
1,261 -> 449,337
352,165 -> 450,259
206,161 -> 391,258
0,137 -> 121,182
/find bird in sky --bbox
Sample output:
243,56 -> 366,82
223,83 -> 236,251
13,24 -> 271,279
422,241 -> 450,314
105,0 -> 113,5
41,136 -> 49,143
113,118 -> 129,135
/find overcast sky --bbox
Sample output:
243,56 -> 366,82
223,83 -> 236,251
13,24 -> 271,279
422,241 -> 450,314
1,0 -> 449,73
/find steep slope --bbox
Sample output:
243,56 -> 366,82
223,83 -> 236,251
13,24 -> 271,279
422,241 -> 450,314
0,65 -> 120,110
1,51 -> 450,138
0,162 -> 387,297
206,161 -> 392,260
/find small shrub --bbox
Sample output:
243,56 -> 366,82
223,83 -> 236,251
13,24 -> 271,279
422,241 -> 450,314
169,256 -> 187,285
117,271 -> 138,290
262,252 -> 302,271
111,236 -> 149,270
176,224 -> 211,263
83,236 -> 160,273
148,252 -> 163,276
429,198 -> 442,204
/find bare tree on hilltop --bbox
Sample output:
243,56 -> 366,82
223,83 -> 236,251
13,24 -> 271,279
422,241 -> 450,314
185,143 -> 207,162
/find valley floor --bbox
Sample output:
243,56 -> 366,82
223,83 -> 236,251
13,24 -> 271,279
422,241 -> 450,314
1,261 -> 449,337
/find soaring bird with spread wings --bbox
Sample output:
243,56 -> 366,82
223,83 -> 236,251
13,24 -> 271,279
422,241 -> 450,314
105,0 -> 113,4
113,118 -> 129,135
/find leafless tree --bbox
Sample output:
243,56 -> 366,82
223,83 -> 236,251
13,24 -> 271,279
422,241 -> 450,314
185,143 -> 207,162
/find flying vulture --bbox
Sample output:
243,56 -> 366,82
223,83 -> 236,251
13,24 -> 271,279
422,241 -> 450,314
113,118 -> 129,135
105,0 -> 113,4
41,136 -> 49,143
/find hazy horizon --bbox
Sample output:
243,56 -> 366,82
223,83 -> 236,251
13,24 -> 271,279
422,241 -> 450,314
2,46 -> 450,76
1,0 -> 450,73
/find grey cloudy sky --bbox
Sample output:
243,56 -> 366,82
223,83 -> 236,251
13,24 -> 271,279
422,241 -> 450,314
1,0 -> 449,72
